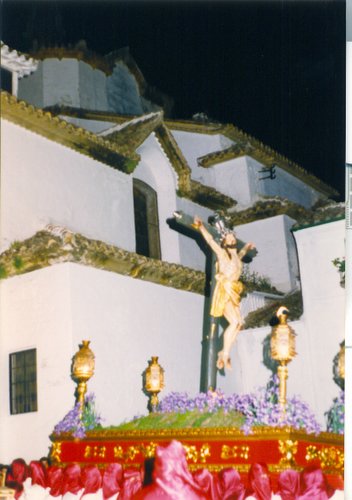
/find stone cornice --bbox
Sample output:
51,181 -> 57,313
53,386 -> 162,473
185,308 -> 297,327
1,92 -> 139,173
228,198 -> 313,227
182,180 -> 236,210
291,201 -> 345,231
52,107 -> 336,202
218,125 -> 338,198
167,119 -> 338,199
165,118 -> 225,135
197,143 -> 254,167
292,214 -> 345,232
0,228 -> 206,295
154,124 -> 192,192
227,197 -> 345,232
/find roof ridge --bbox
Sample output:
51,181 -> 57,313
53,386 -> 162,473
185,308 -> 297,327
99,111 -> 163,136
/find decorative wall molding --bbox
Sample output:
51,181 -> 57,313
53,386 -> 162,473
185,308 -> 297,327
0,228 -> 206,295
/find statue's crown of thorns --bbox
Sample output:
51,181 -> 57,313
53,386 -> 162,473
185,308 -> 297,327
208,213 -> 235,238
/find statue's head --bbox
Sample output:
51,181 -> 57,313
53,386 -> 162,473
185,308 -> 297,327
209,213 -> 236,247
221,231 -> 237,248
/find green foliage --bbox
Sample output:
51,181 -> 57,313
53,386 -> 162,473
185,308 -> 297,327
0,265 -> 7,279
82,394 -> 103,430
325,391 -> 344,435
241,265 -> 280,294
108,409 -> 245,431
244,291 -> 303,329
10,240 -> 22,251
13,256 -> 24,270
124,159 -> 139,174
332,258 -> 345,274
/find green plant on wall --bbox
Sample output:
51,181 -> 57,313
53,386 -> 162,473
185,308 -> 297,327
332,257 -> 345,288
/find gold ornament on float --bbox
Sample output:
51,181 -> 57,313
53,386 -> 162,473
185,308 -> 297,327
72,340 -> 95,412
145,356 -> 165,412
0,468 -> 15,499
270,306 -> 297,415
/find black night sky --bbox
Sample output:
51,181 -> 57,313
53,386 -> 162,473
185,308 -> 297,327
1,0 -> 346,199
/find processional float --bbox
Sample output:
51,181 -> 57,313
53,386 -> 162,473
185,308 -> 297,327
50,213 -> 344,483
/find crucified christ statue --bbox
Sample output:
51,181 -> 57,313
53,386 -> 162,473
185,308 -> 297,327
193,216 -> 256,371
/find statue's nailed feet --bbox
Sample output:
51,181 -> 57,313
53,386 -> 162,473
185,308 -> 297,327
216,351 -> 232,371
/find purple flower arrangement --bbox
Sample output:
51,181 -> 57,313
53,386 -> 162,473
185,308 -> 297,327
159,375 -> 321,435
53,393 -> 103,438
325,390 -> 344,435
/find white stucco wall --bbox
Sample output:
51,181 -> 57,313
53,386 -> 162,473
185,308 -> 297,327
171,130 -> 323,209
106,62 -> 143,115
0,263 -> 205,462
170,130 -> 234,174
165,210 -> 298,292
217,223 -> 345,426
134,134 -> 181,263
174,198 -> 212,271
0,220 -> 344,461
217,320 -> 321,423
210,157 -> 252,207
0,265 -> 74,463
18,59 -> 109,111
60,116 -> 117,135
235,215 -> 299,293
18,63 -> 44,108
246,157 -> 323,208
292,219 -> 345,421
0,119 -> 134,252
79,62 -> 108,111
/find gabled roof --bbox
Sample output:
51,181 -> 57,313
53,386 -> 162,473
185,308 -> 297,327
57,107 -> 236,210
1,97 -> 236,211
154,124 -> 235,209
1,42 -> 38,77
166,119 -> 339,199
99,111 -> 164,155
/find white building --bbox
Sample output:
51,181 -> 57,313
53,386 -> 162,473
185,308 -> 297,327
0,42 -> 345,462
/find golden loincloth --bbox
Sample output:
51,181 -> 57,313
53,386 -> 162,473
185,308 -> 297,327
210,273 -> 244,318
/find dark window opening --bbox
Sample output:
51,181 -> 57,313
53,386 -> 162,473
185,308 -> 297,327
10,349 -> 37,415
1,68 -> 12,93
133,179 -> 161,259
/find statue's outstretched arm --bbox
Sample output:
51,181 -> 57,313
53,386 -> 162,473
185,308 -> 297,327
194,216 -> 222,256
238,242 -> 256,260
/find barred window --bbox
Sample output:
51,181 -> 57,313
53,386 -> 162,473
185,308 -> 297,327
133,179 -> 161,259
10,349 -> 37,415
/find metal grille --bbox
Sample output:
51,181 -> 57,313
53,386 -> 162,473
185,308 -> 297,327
9,349 -> 37,414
